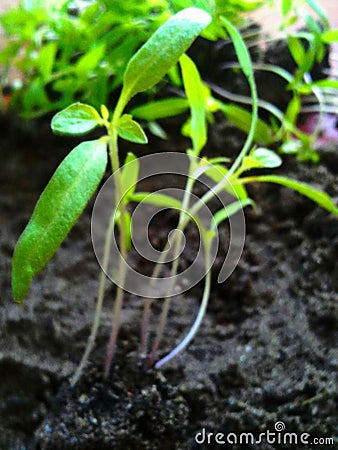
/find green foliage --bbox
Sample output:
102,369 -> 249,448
12,139 -> 108,303
179,54 -> 207,154
121,7 -> 211,101
0,0 -> 262,118
117,114 -> 148,144
10,5 -> 338,382
51,102 -> 102,135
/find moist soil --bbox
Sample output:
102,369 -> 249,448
1,35 -> 337,448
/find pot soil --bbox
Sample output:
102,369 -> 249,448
1,35 -> 337,449
1,109 -> 337,450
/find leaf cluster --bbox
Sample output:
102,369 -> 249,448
0,0 -> 263,118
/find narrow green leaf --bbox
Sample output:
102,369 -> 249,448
122,7 -> 211,100
131,98 -> 189,121
240,175 -> 338,215
117,114 -> 148,144
221,104 -> 273,144
114,210 -> 132,251
12,140 -> 108,303
75,43 -> 106,78
180,54 -> 207,154
121,152 -> 139,201
285,96 -> 301,125
220,16 -> 253,81
212,198 -> 254,229
321,29 -> 338,44
51,103 -> 102,135
130,192 -> 182,210
282,0 -> 293,16
37,42 -> 57,81
288,35 -> 305,67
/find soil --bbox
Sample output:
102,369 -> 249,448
1,42 -> 337,450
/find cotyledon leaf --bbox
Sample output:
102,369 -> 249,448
12,140 -> 108,303
122,7 -> 211,101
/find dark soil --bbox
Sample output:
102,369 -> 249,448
1,104 -> 337,450
1,26 -> 338,447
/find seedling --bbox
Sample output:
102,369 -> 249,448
12,7 -> 337,387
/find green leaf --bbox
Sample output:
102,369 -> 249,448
240,175 -> 338,215
51,103 -> 102,135
220,16 -> 253,81
285,96 -> 301,126
121,152 -> 139,201
37,42 -> 57,81
12,140 -> 108,303
122,7 -> 211,101
75,43 -> 106,78
131,98 -> 189,121
288,35 -> 305,68
246,148 -> 282,169
321,29 -> 338,44
282,0 -> 293,16
130,192 -> 182,210
221,104 -> 273,144
180,54 -> 207,154
117,114 -> 148,144
212,198 -> 254,229
114,210 -> 132,251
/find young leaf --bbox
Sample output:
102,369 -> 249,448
130,192 -> 182,210
212,198 -> 254,229
240,175 -> 338,215
131,98 -> 189,121
117,114 -> 148,144
221,104 -> 273,144
282,0 -> 293,16
321,29 -> 338,44
121,7 -> 211,101
51,103 -> 102,135
75,43 -> 106,78
121,152 -> 139,201
242,148 -> 282,170
12,140 -> 108,303
180,54 -> 207,154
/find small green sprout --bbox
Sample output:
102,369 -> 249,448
11,5 -> 337,388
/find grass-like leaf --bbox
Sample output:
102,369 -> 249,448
180,54 -> 207,154
122,7 -> 211,101
240,175 -> 338,215
12,140 -> 108,303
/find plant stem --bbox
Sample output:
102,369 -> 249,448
146,164 -> 196,367
70,209 -> 116,386
104,98 -> 129,377
155,251 -> 211,368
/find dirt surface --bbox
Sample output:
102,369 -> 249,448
0,101 -> 337,449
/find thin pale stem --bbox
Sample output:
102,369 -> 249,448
146,166 -> 196,366
155,261 -> 211,369
104,108 -> 129,377
70,208 -> 117,386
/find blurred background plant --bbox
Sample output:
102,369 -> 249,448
0,0 -> 337,161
